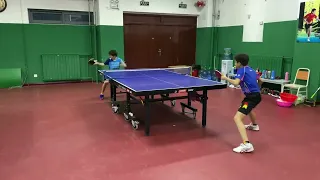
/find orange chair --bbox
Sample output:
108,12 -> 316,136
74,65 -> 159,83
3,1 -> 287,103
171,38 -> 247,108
281,68 -> 310,105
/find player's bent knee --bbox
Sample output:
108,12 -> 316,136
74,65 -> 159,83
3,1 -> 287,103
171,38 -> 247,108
233,116 -> 241,123
234,111 -> 246,122
104,80 -> 109,84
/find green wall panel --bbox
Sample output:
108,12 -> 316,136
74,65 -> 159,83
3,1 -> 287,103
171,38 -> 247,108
216,21 -> 297,56
0,23 -> 27,83
292,43 -> 320,100
96,25 -> 124,81
0,24 -> 26,69
96,26 -> 124,61
23,24 -> 93,83
196,27 -> 215,67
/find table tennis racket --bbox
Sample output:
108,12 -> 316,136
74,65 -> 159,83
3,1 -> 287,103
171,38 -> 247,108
214,70 -> 222,78
88,58 -> 95,65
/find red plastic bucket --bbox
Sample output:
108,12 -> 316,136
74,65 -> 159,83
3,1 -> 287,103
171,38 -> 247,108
280,93 -> 298,103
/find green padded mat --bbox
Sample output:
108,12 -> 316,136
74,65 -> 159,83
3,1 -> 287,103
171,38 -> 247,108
0,68 -> 22,88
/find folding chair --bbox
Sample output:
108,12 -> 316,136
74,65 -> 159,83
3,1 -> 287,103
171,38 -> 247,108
281,68 -> 310,105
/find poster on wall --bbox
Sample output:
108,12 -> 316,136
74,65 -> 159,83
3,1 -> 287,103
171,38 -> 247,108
297,0 -> 320,43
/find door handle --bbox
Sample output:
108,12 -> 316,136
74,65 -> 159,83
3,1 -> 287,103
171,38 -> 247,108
158,49 -> 162,56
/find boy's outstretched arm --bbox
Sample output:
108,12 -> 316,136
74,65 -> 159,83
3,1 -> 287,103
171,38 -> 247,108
89,58 -> 106,66
94,61 -> 106,66
221,75 -> 240,86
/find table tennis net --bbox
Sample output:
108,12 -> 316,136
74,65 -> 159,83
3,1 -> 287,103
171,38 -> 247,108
164,66 -> 192,75
100,66 -> 192,75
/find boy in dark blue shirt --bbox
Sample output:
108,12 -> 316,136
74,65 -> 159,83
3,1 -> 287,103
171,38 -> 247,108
221,54 -> 263,153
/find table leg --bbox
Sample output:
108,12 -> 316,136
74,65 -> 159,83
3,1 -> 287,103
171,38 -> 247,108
202,90 -> 208,127
109,83 -> 113,100
110,83 -> 120,113
187,91 -> 191,106
126,92 -> 131,112
112,84 -> 117,102
144,95 -> 150,136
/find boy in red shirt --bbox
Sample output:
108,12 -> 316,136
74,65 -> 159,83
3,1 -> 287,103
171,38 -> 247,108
304,8 -> 320,42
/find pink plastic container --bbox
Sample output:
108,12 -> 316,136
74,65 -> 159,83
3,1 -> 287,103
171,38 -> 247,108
285,72 -> 289,81
276,99 -> 293,107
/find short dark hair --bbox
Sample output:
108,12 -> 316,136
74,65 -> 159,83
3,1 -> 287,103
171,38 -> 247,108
235,54 -> 249,66
312,8 -> 316,12
109,50 -> 118,56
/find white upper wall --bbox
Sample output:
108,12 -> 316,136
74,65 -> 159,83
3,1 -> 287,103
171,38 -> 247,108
0,0 -> 23,23
264,0 -> 300,23
198,0 -> 214,27
0,0 -> 306,28
214,0 -> 246,27
97,0 -> 212,27
0,0 -> 93,24
214,0 -> 300,27
0,0 -> 212,27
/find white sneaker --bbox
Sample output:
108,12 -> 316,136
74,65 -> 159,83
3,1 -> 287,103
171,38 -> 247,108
233,143 -> 254,153
245,123 -> 259,131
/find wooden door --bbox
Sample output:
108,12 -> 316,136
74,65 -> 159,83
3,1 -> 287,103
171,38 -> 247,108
175,26 -> 197,66
123,13 -> 197,69
124,24 -> 151,69
149,25 -> 174,68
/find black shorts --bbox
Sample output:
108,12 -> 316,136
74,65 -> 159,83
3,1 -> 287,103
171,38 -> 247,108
238,92 -> 261,115
305,24 -> 312,32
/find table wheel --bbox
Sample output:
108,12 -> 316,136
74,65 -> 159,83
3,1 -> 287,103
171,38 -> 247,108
124,112 -> 134,122
192,112 -> 196,119
181,105 -> 196,119
131,120 -> 139,130
112,104 -> 119,114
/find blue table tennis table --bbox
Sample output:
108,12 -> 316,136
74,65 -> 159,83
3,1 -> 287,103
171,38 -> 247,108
98,68 -> 227,136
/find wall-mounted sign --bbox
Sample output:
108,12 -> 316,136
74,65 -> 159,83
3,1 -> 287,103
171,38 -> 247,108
0,0 -> 7,13
110,0 -> 119,10
140,0 -> 149,6
179,2 -> 187,9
